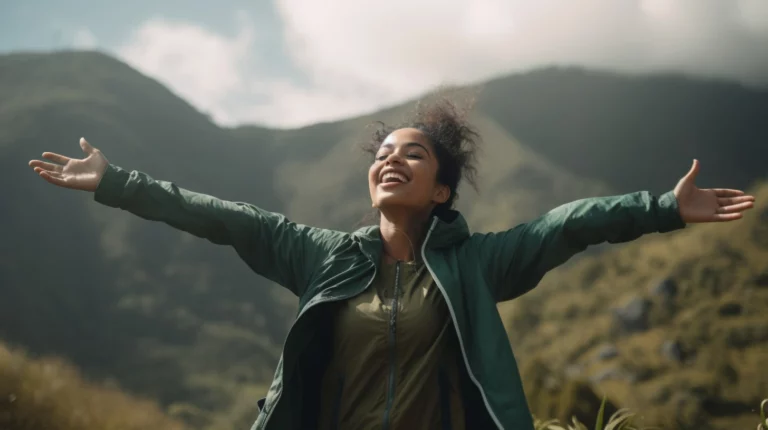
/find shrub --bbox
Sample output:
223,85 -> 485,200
0,342 -> 186,430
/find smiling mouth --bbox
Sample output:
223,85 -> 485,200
380,172 -> 409,185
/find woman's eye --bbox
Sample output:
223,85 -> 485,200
407,153 -> 423,159
375,155 -> 388,161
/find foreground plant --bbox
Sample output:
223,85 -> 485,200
536,397 -> 768,430
758,398 -> 768,430
534,397 -> 651,430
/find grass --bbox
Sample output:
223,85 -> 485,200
502,181 -> 768,430
0,341 -> 186,430
2,337 -> 766,430
535,396 -> 768,430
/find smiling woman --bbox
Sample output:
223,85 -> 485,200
28,96 -> 755,430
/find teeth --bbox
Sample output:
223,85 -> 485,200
382,172 -> 408,183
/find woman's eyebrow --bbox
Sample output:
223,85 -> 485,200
380,142 -> 431,157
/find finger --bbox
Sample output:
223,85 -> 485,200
42,152 -> 72,165
38,170 -> 69,187
717,201 -> 754,214
717,195 -> 755,206
713,188 -> 745,197
80,137 -> 96,155
713,212 -> 743,222
29,160 -> 63,172
35,167 -> 63,177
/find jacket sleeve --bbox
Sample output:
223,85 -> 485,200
468,191 -> 686,302
93,164 -> 346,297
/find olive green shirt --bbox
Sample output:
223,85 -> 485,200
319,259 -> 466,430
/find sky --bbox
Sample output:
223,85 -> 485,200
1,0 -> 767,128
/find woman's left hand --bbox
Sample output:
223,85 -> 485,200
674,159 -> 755,223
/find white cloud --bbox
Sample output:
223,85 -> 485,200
272,0 -> 768,124
117,12 -> 255,124
115,2 -> 768,128
72,27 -> 98,49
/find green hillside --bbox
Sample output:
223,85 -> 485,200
501,182 -> 768,430
0,51 -> 290,428
477,67 -> 768,195
1,50 -> 766,429
0,341 -> 188,430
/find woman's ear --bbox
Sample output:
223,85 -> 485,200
432,184 -> 450,205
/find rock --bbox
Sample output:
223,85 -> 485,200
660,340 -> 685,362
652,278 -> 678,300
613,296 -> 653,334
725,322 -> 768,348
753,272 -> 768,287
650,386 -> 672,404
716,363 -> 738,384
590,367 -> 623,383
670,391 -> 708,428
596,344 -> 619,360
624,365 -> 654,383
565,364 -> 583,379
718,302 -> 743,317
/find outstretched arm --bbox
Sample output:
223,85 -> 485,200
469,160 -> 755,302
29,138 -> 346,297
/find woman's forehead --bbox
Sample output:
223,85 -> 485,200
383,128 -> 430,145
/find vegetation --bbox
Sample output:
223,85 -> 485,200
1,51 -> 766,428
3,342 -> 764,430
502,181 -> 768,429
0,341 -> 186,430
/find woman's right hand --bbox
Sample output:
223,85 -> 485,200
28,138 -> 109,192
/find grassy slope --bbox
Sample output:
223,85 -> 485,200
0,51 -> 290,429
0,341 -> 187,430
501,182 -> 768,430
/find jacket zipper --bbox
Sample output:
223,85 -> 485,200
421,217 -> 504,430
261,266 -> 379,429
381,260 -> 401,430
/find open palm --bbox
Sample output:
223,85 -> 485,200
674,159 -> 755,223
28,138 -> 109,192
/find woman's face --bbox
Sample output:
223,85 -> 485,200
368,128 -> 449,213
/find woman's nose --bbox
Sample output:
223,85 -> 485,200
385,153 -> 404,164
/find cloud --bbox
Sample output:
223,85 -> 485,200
275,0 -> 768,94
72,27 -> 98,49
117,12 -> 255,124
116,1 -> 768,128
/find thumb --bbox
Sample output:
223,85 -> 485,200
683,159 -> 700,183
80,137 -> 96,155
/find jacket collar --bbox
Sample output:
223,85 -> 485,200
352,210 -> 471,262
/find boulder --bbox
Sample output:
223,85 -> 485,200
590,367 -> 624,383
652,277 -> 678,301
718,302 -> 743,317
596,344 -> 619,360
613,296 -> 653,334
660,340 -> 685,362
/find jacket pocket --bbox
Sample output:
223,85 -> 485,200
331,375 -> 344,430
438,369 -> 452,430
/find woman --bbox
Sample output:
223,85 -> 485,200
28,100 -> 755,430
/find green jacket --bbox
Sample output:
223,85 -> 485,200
94,164 -> 686,429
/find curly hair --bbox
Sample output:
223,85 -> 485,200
364,96 -> 481,217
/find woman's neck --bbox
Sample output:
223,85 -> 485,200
378,209 -> 431,262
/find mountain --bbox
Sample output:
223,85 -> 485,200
0,50 -> 766,429
0,51 -> 290,428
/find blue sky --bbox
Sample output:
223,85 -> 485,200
2,1 -> 767,128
